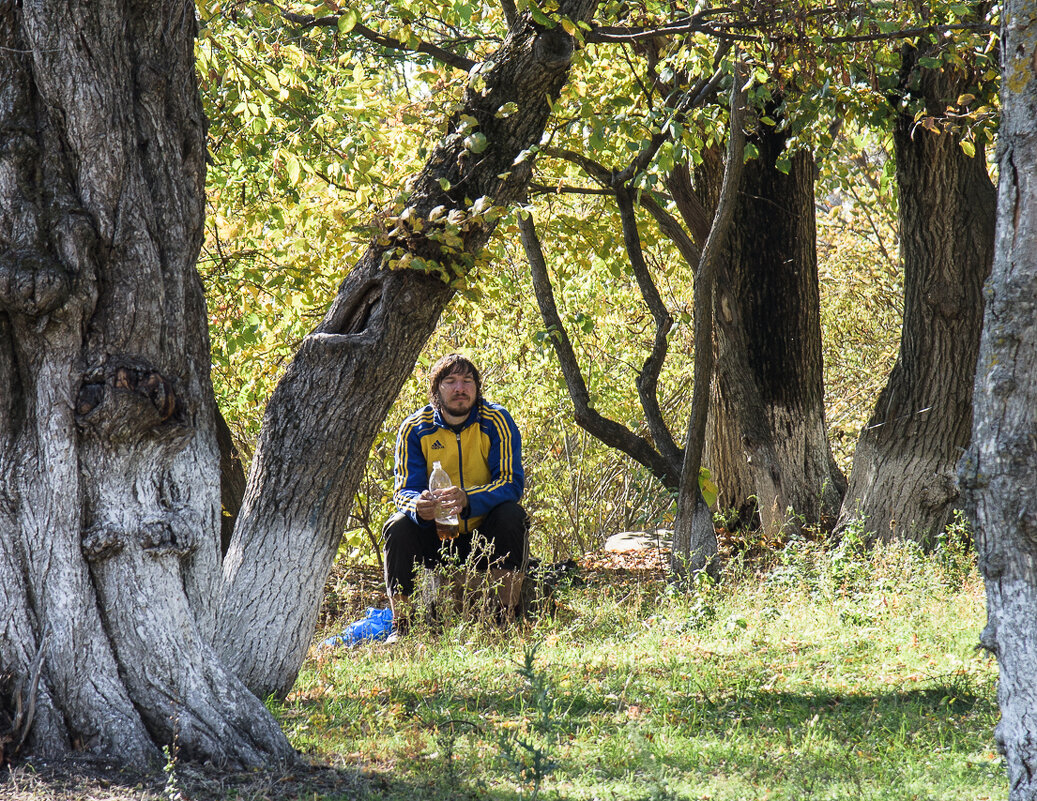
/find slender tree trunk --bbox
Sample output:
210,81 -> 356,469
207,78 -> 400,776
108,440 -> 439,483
703,125 -> 845,535
839,50 -> 995,547
960,4 -> 1037,796
671,69 -> 746,577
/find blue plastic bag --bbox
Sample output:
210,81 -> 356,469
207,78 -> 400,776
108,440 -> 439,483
319,607 -> 393,649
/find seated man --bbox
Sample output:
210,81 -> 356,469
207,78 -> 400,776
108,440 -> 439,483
382,353 -> 528,634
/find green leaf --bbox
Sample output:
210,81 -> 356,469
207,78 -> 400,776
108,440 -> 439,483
337,9 -> 359,34
495,101 -> 519,118
959,140 -> 976,158
529,3 -> 554,27
698,467 -> 718,508
465,132 -> 488,154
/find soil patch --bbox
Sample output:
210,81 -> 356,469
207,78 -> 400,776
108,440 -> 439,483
0,757 -> 368,801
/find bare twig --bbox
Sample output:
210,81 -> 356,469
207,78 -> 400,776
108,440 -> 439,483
584,7 -> 993,46
10,627 -> 49,755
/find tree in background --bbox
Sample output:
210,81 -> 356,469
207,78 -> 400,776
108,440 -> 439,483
512,8 -> 844,567
839,2 -> 998,545
703,119 -> 846,535
514,2 -> 993,553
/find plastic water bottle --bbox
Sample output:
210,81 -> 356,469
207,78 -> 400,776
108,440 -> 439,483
429,460 -> 459,540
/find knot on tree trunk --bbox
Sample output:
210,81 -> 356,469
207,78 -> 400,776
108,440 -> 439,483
321,280 -> 382,337
75,358 -> 182,443
0,248 -> 73,316
82,523 -> 127,560
924,278 -> 965,319
140,519 -> 197,557
533,26 -> 574,69
83,519 -> 198,560
978,622 -> 998,655
919,471 -> 958,511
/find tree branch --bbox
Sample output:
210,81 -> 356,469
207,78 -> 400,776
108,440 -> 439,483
529,182 -> 614,196
639,192 -> 703,267
518,211 -> 680,490
500,0 -> 518,28
615,54 -> 729,184
584,10 -> 993,46
614,186 -> 682,466
664,161 -> 713,243
255,0 -> 478,72
544,41 -> 728,190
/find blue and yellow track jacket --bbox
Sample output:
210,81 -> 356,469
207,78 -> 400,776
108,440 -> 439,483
393,399 -> 524,534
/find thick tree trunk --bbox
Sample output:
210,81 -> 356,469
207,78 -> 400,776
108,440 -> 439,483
959,4 -> 1037,796
703,127 -> 845,535
839,52 -> 995,547
217,2 -> 598,700
0,0 -> 293,766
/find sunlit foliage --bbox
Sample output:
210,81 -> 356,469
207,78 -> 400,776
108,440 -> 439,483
196,0 -> 997,560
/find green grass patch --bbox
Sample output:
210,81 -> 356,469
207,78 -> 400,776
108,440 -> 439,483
280,540 -> 1003,800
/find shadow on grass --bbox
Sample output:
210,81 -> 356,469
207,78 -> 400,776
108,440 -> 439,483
296,670 -> 995,737
0,754 -> 543,801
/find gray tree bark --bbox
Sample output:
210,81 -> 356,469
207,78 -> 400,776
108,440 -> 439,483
0,0 -> 292,767
0,0 -> 597,767
840,45 -> 996,547
959,3 -> 1037,797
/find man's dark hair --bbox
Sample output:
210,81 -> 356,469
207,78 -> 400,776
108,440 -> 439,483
429,353 -> 482,412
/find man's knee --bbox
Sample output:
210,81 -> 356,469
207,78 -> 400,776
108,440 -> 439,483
482,501 -> 528,533
383,512 -> 421,550
383,512 -> 431,597
479,502 -> 528,569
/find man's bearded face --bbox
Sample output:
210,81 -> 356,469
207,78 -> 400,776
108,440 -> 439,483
437,369 -> 477,418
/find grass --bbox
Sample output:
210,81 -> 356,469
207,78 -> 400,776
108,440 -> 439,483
282,537 -> 1004,800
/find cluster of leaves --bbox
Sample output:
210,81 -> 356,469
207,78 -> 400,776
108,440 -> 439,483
197,0 -> 999,559
196,0 -> 460,445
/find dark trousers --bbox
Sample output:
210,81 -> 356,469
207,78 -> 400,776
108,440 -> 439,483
382,501 -> 529,598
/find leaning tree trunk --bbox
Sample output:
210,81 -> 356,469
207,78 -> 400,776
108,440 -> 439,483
838,50 -> 996,547
959,4 -> 1037,796
0,0 -> 293,766
703,126 -> 845,535
217,2 -> 598,700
